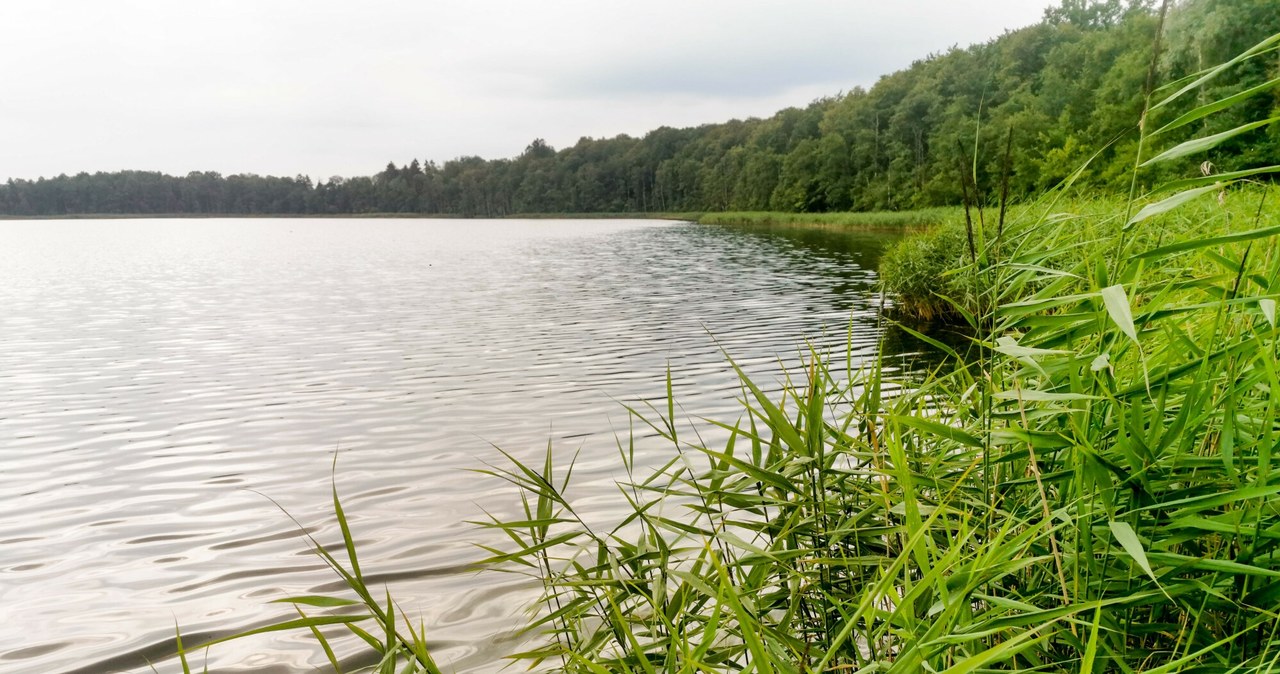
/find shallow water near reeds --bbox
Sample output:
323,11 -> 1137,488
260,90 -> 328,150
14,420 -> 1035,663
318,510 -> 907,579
0,218 -> 932,673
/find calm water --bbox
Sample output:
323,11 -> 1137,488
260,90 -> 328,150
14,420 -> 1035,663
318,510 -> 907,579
0,218 -> 925,673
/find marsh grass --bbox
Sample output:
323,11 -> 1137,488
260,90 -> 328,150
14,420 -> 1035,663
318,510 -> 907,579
698,209 -> 958,229
174,28 -> 1280,674
880,190 -> 1279,321
501,212 -> 706,221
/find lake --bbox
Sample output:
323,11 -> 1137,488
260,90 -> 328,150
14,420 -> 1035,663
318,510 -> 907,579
0,218 -> 928,673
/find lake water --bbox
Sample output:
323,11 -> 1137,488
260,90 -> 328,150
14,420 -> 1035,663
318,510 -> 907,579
0,218 -> 926,673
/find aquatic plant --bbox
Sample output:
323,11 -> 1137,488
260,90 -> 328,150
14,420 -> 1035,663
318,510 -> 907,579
170,463 -> 445,674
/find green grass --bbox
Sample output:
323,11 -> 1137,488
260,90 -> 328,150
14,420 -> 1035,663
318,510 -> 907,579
500,212 -> 705,221
698,208 -> 957,229
169,461 -> 445,674
879,191 -> 1279,320
170,27 -> 1280,674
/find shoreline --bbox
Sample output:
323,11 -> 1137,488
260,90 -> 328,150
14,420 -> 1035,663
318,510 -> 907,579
0,208 -> 946,227
0,211 -> 698,221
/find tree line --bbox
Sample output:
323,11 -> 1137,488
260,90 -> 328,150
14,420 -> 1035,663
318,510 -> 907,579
2,0 -> 1275,218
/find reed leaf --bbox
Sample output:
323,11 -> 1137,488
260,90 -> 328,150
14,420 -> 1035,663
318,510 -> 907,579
1142,118 -> 1280,167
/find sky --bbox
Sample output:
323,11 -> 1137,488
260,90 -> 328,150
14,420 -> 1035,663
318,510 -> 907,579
0,1 -> 1059,182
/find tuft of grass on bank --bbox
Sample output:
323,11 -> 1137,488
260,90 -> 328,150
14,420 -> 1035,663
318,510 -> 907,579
880,187 -> 1279,321
698,208 -> 957,229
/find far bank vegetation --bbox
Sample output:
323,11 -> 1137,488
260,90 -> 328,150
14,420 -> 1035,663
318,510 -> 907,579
2,0 -> 1275,219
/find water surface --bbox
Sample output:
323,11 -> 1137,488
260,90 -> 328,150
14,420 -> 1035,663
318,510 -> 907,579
0,218 -> 919,672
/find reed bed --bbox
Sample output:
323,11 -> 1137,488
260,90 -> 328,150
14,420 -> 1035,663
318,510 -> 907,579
698,209 -> 958,229
175,28 -> 1280,674
880,190 -> 1278,321
501,212 -> 706,221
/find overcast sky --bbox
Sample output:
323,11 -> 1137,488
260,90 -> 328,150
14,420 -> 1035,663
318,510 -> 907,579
0,1 -> 1058,182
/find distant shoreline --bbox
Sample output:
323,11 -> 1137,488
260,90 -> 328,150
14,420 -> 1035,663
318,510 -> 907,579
0,212 -> 466,220
0,212 -> 700,221
0,210 -> 948,227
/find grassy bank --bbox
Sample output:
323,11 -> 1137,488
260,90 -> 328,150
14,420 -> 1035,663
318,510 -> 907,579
698,208 -> 957,229
501,211 -> 704,220
879,190 -> 1279,320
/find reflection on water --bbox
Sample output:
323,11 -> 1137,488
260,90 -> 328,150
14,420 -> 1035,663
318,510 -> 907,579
0,218 -> 936,673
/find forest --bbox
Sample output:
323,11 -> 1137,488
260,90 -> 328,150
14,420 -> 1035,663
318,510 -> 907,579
1,0 -> 1276,218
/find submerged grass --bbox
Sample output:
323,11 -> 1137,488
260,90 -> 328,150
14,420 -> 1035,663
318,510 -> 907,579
172,28 -> 1280,674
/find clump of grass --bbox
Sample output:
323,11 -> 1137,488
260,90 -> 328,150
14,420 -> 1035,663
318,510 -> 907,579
877,212 -> 980,320
879,191 -> 1278,321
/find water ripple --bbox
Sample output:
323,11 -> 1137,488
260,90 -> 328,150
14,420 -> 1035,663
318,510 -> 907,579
0,218 -> 919,673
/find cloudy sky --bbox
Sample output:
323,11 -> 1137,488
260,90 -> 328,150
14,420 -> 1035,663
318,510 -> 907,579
0,1 -> 1057,182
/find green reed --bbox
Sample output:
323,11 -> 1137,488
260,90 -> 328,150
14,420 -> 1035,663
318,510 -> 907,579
168,459 -> 444,674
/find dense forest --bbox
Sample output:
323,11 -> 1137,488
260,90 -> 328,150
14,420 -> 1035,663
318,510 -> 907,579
2,0 -> 1276,218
